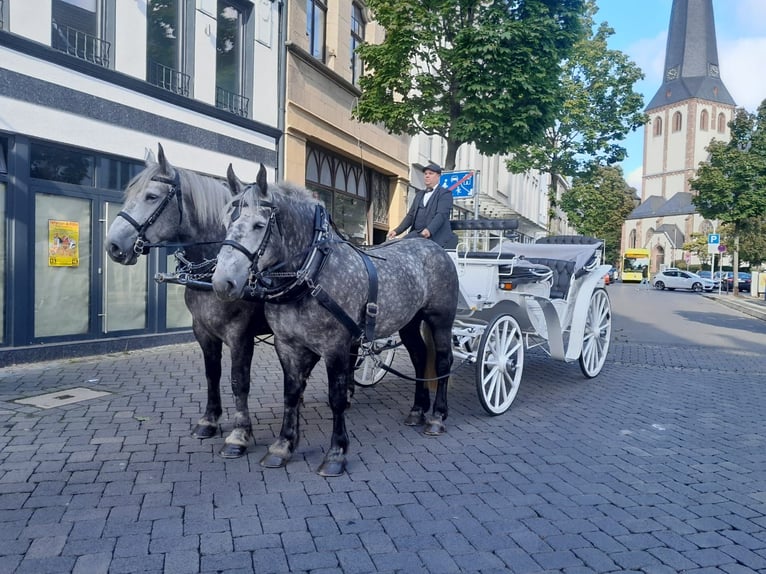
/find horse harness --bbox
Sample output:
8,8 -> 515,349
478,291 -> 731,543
116,172 -> 183,255
222,201 -> 380,344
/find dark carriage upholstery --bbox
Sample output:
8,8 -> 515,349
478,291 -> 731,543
526,235 -> 601,299
523,258 -> 575,299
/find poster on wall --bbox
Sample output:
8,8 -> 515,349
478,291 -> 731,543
48,219 -> 80,267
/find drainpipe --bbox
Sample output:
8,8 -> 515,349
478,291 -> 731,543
276,0 -> 287,180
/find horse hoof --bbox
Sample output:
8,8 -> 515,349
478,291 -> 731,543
423,416 -> 446,436
317,459 -> 347,477
219,443 -> 247,458
404,410 -> 426,426
260,452 -> 289,468
191,424 -> 218,439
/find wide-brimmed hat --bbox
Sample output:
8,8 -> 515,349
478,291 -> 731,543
422,162 -> 442,174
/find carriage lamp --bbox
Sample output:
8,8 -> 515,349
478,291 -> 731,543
499,281 -> 514,291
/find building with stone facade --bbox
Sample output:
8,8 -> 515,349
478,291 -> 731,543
623,0 -> 736,272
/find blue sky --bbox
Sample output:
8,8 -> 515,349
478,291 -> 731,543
593,0 -> 766,191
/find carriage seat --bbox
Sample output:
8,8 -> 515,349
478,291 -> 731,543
535,236 -> 601,279
523,258 -> 575,299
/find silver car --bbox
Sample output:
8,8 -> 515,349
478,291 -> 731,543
651,269 -> 715,292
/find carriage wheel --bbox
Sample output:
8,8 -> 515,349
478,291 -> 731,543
579,288 -> 612,379
476,314 -> 524,416
353,340 -> 397,387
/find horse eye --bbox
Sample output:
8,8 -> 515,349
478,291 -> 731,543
145,193 -> 159,201
252,222 -> 265,231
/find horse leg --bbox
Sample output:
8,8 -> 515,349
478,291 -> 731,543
399,319 -> 430,426
220,336 -> 256,458
191,333 -> 224,439
422,321 -> 453,437
317,352 -> 351,477
261,344 -> 320,469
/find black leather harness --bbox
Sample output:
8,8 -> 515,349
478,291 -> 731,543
223,202 -> 380,343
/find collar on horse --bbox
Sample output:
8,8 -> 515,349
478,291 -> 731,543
223,202 -> 379,343
117,172 -> 183,254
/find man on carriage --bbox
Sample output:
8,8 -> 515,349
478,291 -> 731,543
387,162 -> 458,249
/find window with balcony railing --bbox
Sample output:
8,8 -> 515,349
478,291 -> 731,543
216,1 -> 251,117
51,0 -> 111,68
216,86 -> 249,117
148,60 -> 191,96
146,0 -> 193,96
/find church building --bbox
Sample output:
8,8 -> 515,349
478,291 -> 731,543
623,0 -> 736,271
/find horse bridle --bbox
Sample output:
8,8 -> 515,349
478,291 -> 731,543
220,197 -> 282,276
116,172 -> 183,254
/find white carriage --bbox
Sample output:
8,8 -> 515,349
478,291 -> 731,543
355,219 -> 613,416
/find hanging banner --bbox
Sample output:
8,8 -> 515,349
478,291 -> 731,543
48,220 -> 80,267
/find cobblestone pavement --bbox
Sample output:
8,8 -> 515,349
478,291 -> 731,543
2,294 -> 766,573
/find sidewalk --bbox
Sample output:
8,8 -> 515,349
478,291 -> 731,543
704,290 -> 766,321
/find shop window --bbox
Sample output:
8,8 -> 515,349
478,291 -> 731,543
51,0 -> 112,68
99,157 -> 143,191
0,0 -> 7,31
306,144 -> 371,245
306,0 -> 326,61
700,109 -> 709,131
147,0 -> 194,96
34,194 -> 91,338
0,138 -> 5,342
30,144 -> 94,186
215,0 -> 252,117
350,3 -> 365,85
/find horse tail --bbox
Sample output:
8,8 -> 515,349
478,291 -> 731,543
421,322 -> 438,392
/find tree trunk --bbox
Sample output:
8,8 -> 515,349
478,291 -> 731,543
547,171 -> 559,233
444,139 -> 460,171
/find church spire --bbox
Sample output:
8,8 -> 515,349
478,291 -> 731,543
646,0 -> 735,111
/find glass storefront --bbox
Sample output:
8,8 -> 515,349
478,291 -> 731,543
34,193 -> 92,337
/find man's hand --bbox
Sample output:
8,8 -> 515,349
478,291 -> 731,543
387,230 -> 397,240
420,229 -> 431,239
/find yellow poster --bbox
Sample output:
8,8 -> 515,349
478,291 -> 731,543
48,220 -> 80,267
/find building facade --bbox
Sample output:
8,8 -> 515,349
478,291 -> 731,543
282,0 -> 410,246
0,0 -> 281,364
623,0 -> 736,272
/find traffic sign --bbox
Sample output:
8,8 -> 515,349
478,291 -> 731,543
718,244 -> 727,253
707,233 -> 720,245
440,170 -> 475,198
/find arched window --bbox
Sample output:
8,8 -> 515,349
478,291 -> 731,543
653,116 -> 663,136
718,113 -> 727,133
700,110 -> 709,131
672,111 -> 682,132
629,229 -> 637,249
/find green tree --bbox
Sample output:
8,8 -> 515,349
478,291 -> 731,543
691,101 -> 766,293
353,0 -> 585,170
560,164 -> 637,264
682,232 -> 711,269
720,217 -> 766,268
506,0 -> 646,229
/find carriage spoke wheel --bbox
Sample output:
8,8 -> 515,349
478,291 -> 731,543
476,314 -> 524,415
579,288 -> 612,379
353,340 -> 397,387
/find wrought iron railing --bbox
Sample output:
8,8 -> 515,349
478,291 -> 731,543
51,22 -> 111,68
216,86 -> 250,118
148,61 -> 191,97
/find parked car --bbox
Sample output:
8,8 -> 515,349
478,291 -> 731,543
651,268 -> 715,292
727,272 -> 752,293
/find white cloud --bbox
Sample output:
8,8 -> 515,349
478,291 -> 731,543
626,166 -> 643,195
719,37 -> 766,111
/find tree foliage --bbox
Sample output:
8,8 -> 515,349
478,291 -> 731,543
560,164 -> 637,264
506,0 -> 646,227
353,0 -> 585,169
691,101 -> 766,290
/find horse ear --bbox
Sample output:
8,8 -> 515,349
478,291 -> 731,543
226,164 -> 242,194
157,143 -> 171,174
256,164 -> 268,196
144,147 -> 157,165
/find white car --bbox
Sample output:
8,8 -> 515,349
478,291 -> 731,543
651,269 -> 715,292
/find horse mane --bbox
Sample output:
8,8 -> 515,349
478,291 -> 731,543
224,180 -> 322,223
125,162 -> 230,228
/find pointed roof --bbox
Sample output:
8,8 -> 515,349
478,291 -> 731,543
646,0 -> 735,110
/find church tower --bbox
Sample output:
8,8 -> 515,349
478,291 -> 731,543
624,0 -> 736,270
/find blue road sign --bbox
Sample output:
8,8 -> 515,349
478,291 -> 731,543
708,233 -> 720,245
440,170 -> 475,198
